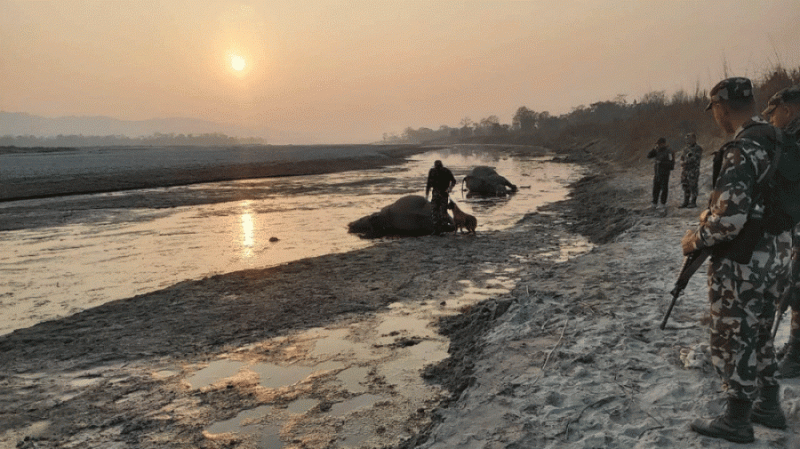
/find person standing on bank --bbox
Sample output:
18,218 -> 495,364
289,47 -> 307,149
647,137 -> 674,210
682,77 -> 792,443
762,85 -> 800,378
425,160 -> 456,236
679,132 -> 703,208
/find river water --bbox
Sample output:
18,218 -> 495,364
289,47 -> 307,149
0,147 -> 583,336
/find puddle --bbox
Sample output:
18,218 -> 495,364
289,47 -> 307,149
197,271 -> 626,447
308,328 -> 372,359
205,405 -> 274,435
285,398 -> 318,415
185,360 -> 247,389
329,394 -> 383,417
380,340 -> 449,388
205,405 -> 284,448
188,360 -> 345,390
250,363 -> 315,389
336,367 -> 370,393
152,369 -> 178,379
375,316 -> 436,345
444,279 -> 514,309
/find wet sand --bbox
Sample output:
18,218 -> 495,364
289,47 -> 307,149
0,145 -> 433,204
1,143 -> 570,448
3,143 -> 799,448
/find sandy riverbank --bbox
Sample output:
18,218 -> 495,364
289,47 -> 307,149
0,144 -> 434,204
408,148 -> 800,449
2,143 -> 799,448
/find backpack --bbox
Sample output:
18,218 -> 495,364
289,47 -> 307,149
764,128 -> 800,231
713,123 -> 800,234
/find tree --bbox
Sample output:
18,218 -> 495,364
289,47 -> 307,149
459,117 -> 473,137
476,115 -> 501,135
512,107 -> 537,132
640,90 -> 667,106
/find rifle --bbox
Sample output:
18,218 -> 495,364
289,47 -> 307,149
660,248 -> 711,330
772,286 -> 798,340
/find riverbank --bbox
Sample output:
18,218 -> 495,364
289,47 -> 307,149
408,143 -> 800,449
2,143 -> 798,448
0,144 -> 434,203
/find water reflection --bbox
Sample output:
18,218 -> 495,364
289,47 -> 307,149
241,201 -> 255,258
0,149 -> 584,335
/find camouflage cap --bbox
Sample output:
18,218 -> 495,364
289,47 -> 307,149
705,77 -> 754,111
762,85 -> 800,116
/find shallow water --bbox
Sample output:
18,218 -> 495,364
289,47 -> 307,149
195,273 -> 520,448
0,147 -> 583,335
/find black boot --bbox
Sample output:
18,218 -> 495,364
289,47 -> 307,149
779,336 -> 800,378
689,194 -> 698,208
690,397 -> 754,443
751,385 -> 786,429
679,192 -> 690,208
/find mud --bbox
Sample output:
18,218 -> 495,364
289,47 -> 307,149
8,144 -> 771,449
1,144 -> 595,448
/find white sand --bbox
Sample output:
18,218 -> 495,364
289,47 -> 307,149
418,161 -> 800,448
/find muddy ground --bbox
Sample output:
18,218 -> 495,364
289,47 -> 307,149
4,142 -> 798,448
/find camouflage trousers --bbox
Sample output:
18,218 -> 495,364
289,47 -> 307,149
708,231 -> 792,400
681,166 -> 700,201
681,165 -> 700,185
430,189 -> 449,233
681,179 -> 699,200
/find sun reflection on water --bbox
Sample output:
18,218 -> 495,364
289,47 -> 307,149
0,150 -> 585,336
241,201 -> 255,258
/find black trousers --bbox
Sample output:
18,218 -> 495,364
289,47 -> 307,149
652,173 -> 670,205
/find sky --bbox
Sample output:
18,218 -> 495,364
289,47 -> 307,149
2,1 -> 800,144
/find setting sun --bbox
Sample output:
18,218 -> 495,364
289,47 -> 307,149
230,55 -> 246,71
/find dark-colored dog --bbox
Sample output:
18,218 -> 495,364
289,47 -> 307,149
447,200 -> 477,234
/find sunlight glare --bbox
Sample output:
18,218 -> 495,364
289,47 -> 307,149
231,55 -> 246,71
241,201 -> 255,258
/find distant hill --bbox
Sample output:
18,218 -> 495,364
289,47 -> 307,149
0,111 -> 310,144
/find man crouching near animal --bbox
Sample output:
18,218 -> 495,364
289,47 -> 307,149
448,200 -> 477,234
425,160 -> 457,236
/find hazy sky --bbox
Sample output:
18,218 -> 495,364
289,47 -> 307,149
2,1 -> 799,143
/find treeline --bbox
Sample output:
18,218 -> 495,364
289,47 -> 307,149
0,132 -> 266,148
387,66 -> 800,165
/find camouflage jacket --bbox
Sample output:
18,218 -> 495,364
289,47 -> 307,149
680,144 -> 703,169
686,119 -> 772,252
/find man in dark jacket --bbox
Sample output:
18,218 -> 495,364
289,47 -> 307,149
647,137 -> 674,210
425,160 -> 456,235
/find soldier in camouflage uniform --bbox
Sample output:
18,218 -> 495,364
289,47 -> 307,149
762,85 -> 800,378
425,160 -> 456,235
682,78 -> 792,443
678,133 -> 702,208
